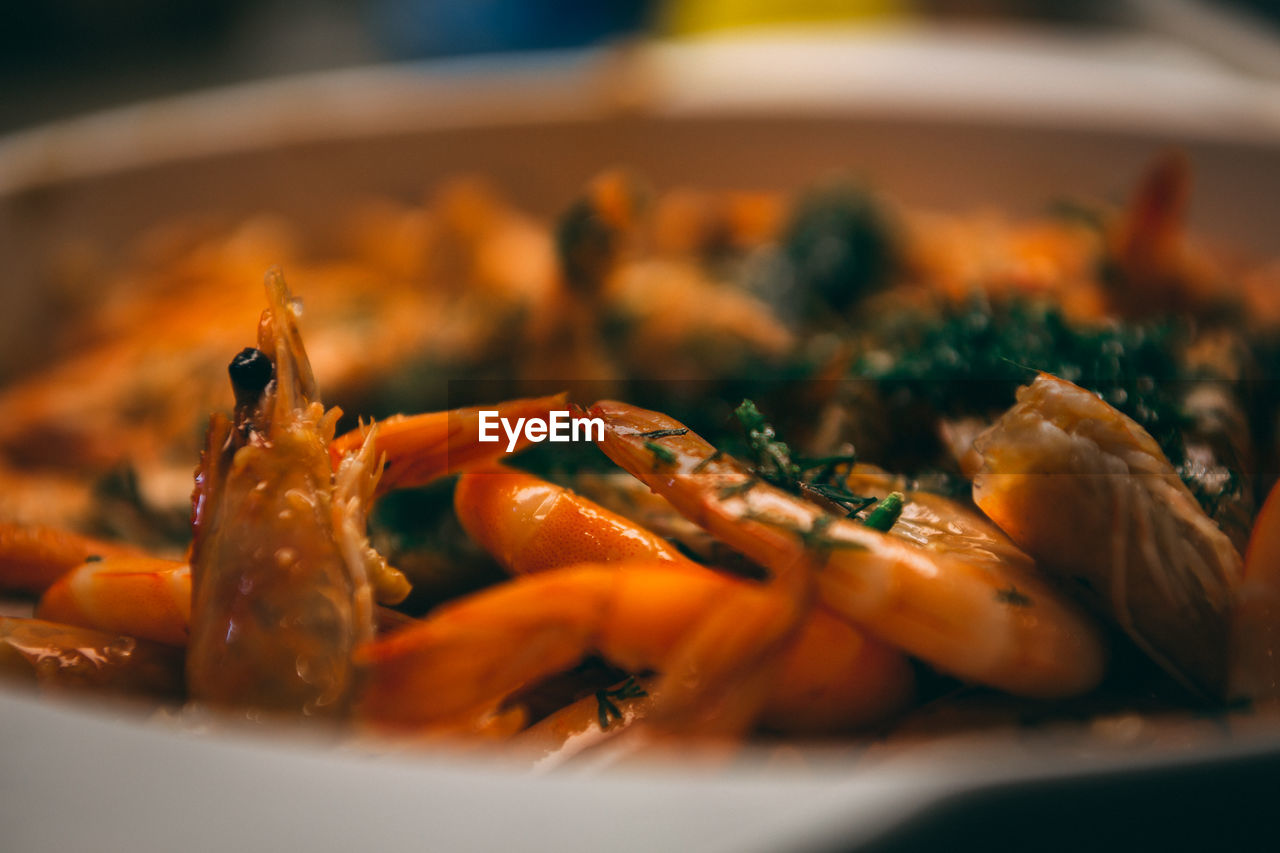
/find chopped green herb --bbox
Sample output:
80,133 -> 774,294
644,441 -> 678,466
856,297 -> 1232,510
735,399 -> 802,491
84,554 -> 103,563
783,182 -> 898,313
995,586 -> 1033,607
638,428 -> 689,439
717,480 -> 757,501
861,492 -> 906,533
805,482 -> 878,519
595,677 -> 648,729
735,399 -> 875,518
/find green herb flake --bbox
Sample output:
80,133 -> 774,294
861,492 -> 906,533
995,586 -> 1033,607
734,400 -> 873,518
639,428 -> 689,439
718,479 -> 757,501
645,441 -> 679,467
595,677 -> 648,729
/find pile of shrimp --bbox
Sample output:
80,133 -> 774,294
2,152 -> 1280,766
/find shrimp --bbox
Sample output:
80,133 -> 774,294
453,466 -> 693,575
187,269 -> 407,716
568,470 -> 732,567
8,397 -> 558,658
357,561 -> 913,735
839,466 -> 1050,584
0,617 -> 183,699
1106,150 -> 1223,315
0,521 -> 145,595
37,556 -> 190,647
451,466 -> 915,734
34,554 -> 417,653
589,400 -> 1106,699
1230,480 -> 1280,705
972,372 -> 1243,697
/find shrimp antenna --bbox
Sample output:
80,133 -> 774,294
261,267 -> 319,415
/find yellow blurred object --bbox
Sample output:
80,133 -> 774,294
661,0 -> 904,35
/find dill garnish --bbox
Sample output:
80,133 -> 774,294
995,586 -> 1033,607
734,399 -> 875,519
717,480 -> 757,501
861,492 -> 905,533
595,677 -> 648,729
645,441 -> 678,467
638,428 -> 689,439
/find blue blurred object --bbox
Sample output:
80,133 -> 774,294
370,0 -> 652,59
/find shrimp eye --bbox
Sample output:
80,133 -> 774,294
229,347 -> 273,405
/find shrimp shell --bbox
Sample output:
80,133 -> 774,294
973,373 -> 1244,697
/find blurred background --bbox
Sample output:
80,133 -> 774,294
3,0 -> 1280,134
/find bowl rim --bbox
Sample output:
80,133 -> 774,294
4,28 -> 1280,195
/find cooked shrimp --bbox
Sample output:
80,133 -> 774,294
604,259 -> 794,380
453,466 -> 693,575
1230,479 -> 1280,704
0,616 -> 183,699
590,400 -> 1106,699
0,521 -> 144,594
1107,151 -> 1225,315
12,400 -> 559,654
452,467 -> 914,733
357,561 -> 912,734
34,555 -> 416,652
972,372 -> 1243,697
37,556 -> 190,646
187,269 -> 407,716
568,470 -> 728,565
841,465 -> 1039,571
